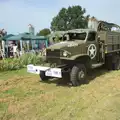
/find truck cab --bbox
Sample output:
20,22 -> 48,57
45,29 -> 104,68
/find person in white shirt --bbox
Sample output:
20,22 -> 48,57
13,43 -> 18,57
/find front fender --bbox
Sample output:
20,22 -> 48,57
61,54 -> 91,60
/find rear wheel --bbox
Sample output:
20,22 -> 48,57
105,56 -> 113,70
105,55 -> 120,70
39,71 -> 49,81
70,64 -> 87,86
112,55 -> 120,70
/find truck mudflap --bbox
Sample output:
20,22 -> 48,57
27,64 -> 62,78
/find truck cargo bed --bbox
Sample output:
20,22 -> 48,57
98,31 -> 120,53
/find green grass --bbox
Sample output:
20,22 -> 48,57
0,68 -> 29,80
0,68 -> 120,120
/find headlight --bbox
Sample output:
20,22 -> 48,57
63,51 -> 71,57
63,51 -> 68,57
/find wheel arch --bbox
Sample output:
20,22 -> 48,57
74,55 -> 92,69
62,54 -> 92,69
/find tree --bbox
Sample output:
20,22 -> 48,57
37,28 -> 51,36
0,29 -> 7,37
50,5 -> 90,31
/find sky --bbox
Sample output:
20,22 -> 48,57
0,0 -> 120,34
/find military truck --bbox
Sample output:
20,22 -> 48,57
27,21 -> 120,86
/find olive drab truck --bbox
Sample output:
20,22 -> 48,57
27,21 -> 120,86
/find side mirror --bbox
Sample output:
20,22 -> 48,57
98,36 -> 100,41
98,36 -> 104,43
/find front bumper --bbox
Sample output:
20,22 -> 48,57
27,64 -> 62,78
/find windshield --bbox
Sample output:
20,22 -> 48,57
66,32 -> 87,41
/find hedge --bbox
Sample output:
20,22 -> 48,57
0,53 -> 44,71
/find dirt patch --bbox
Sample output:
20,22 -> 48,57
0,96 -> 16,103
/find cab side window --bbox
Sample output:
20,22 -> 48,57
87,32 -> 96,41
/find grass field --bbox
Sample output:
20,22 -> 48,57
0,67 -> 120,120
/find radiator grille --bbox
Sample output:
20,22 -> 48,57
46,49 -> 60,57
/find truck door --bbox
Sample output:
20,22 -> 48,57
86,31 -> 99,63
97,36 -> 105,63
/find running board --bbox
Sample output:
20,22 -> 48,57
92,63 -> 104,69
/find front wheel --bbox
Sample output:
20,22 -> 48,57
70,64 -> 87,86
39,71 -> 49,81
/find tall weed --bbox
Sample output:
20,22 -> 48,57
0,53 -> 43,71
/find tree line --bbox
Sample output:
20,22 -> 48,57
37,5 -> 94,36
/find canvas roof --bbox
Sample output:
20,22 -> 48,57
3,34 -> 14,40
5,33 -> 47,41
97,21 -> 120,31
5,33 -> 27,41
22,34 -> 46,40
0,34 -> 14,41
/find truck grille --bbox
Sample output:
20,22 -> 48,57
46,49 -> 60,57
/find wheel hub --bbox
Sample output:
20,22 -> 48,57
78,70 -> 85,79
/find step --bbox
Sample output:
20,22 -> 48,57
92,63 -> 104,69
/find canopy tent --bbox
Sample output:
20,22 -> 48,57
0,34 -> 15,58
5,33 -> 30,41
0,37 -> 2,41
2,34 -> 14,40
5,33 -> 47,41
22,35 -> 46,40
21,35 -> 48,50
3,33 -> 48,57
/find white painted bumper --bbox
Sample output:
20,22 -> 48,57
27,64 -> 62,78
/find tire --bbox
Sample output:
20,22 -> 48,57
105,56 -> 113,70
70,64 -> 87,86
112,55 -> 120,70
39,71 -> 49,81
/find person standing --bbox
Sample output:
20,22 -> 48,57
13,43 -> 18,58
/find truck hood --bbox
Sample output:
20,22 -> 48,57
48,41 -> 84,49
